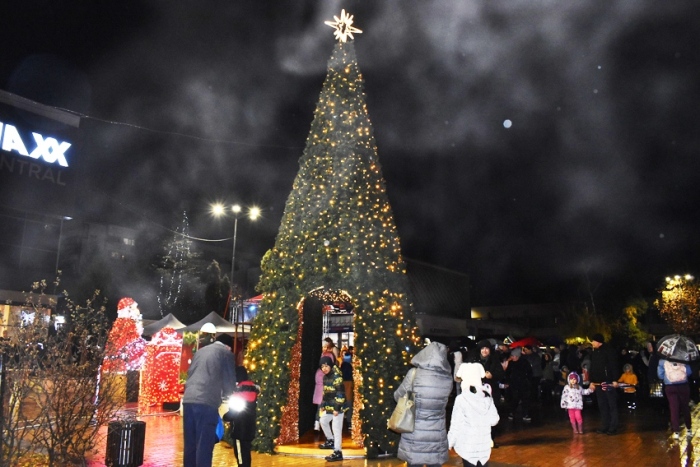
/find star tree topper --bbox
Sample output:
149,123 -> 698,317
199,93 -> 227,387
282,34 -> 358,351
325,9 -> 362,43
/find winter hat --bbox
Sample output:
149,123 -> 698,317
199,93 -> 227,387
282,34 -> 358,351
568,371 -> 581,384
319,356 -> 334,368
591,333 -> 605,344
511,347 -> 522,358
216,333 -> 234,348
477,339 -> 491,350
457,362 -> 485,393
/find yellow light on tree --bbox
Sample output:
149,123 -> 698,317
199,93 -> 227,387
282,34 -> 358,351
656,274 -> 700,333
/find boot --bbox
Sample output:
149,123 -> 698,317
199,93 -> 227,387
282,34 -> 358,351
577,422 -> 584,434
318,439 -> 335,449
571,422 -> 578,434
325,450 -> 343,462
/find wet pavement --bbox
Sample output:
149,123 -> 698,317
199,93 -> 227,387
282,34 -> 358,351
86,396 -> 698,466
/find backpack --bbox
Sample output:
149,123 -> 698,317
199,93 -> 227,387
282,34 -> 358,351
664,360 -> 688,384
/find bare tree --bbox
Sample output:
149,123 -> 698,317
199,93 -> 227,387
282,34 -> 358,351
1,280 -> 123,466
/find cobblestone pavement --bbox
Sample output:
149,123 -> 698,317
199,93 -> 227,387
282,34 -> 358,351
86,396 -> 699,466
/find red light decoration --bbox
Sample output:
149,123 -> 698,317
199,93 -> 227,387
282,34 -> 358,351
103,317 -> 146,373
277,302 -> 303,444
139,327 -> 183,406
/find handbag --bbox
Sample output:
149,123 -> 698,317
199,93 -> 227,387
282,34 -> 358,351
388,368 -> 417,433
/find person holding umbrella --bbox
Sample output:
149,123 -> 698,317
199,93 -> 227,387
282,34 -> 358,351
656,334 -> 699,440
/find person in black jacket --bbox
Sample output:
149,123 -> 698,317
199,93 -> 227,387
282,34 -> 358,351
588,333 -> 620,435
466,340 -> 507,447
505,347 -> 533,422
224,363 -> 259,467
467,340 -> 506,403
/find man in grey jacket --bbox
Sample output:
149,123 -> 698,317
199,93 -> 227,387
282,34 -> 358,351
183,333 -> 236,467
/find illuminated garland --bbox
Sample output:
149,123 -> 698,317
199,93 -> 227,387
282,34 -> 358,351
276,301 -> 304,444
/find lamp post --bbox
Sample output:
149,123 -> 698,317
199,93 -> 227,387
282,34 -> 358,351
211,203 -> 260,328
55,216 -> 72,275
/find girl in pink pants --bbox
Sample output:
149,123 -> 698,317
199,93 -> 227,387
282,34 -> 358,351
560,372 -> 593,434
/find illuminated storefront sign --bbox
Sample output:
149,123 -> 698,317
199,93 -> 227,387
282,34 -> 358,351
0,121 -> 71,167
0,90 -> 80,217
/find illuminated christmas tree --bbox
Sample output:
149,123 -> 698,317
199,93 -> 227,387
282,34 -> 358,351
247,10 -> 420,454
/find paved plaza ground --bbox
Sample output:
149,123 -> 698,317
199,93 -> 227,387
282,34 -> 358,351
86,396 -> 697,467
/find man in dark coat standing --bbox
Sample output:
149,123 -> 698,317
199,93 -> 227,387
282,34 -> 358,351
505,347 -> 533,422
589,333 -> 620,435
467,340 -> 506,447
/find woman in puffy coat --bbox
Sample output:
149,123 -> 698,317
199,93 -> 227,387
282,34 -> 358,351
394,341 -> 453,467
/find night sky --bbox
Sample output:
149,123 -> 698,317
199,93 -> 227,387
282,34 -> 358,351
2,0 -> 700,307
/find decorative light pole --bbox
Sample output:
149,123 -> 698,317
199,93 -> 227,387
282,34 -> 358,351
211,203 -> 260,325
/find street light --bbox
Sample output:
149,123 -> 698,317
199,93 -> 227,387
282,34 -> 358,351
211,203 -> 260,325
55,216 -> 72,275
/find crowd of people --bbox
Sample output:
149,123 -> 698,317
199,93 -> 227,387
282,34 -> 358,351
390,335 -> 696,467
179,330 -> 693,467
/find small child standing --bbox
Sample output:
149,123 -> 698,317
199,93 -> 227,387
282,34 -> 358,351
448,363 -> 500,467
560,372 -> 593,434
618,363 -> 639,410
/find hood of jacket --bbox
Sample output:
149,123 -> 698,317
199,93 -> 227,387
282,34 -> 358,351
460,387 -> 496,416
411,341 -> 451,375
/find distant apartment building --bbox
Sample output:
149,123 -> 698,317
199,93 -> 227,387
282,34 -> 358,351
69,222 -> 138,273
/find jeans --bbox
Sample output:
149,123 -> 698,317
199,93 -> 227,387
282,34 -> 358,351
320,411 -> 344,451
183,403 -> 220,467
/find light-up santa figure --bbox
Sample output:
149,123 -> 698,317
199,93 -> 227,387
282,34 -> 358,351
103,297 -> 147,373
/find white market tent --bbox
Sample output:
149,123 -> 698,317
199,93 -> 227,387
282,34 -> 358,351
181,311 -> 248,334
141,313 -> 186,337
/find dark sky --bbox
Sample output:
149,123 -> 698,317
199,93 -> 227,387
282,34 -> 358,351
2,0 -> 700,307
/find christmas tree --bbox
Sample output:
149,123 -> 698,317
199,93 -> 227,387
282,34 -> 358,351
247,10 -> 420,454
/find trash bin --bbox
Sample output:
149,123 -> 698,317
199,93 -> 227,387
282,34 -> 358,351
105,420 -> 146,467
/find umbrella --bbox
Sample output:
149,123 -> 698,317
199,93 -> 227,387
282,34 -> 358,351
657,334 -> 700,363
509,337 -> 542,349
